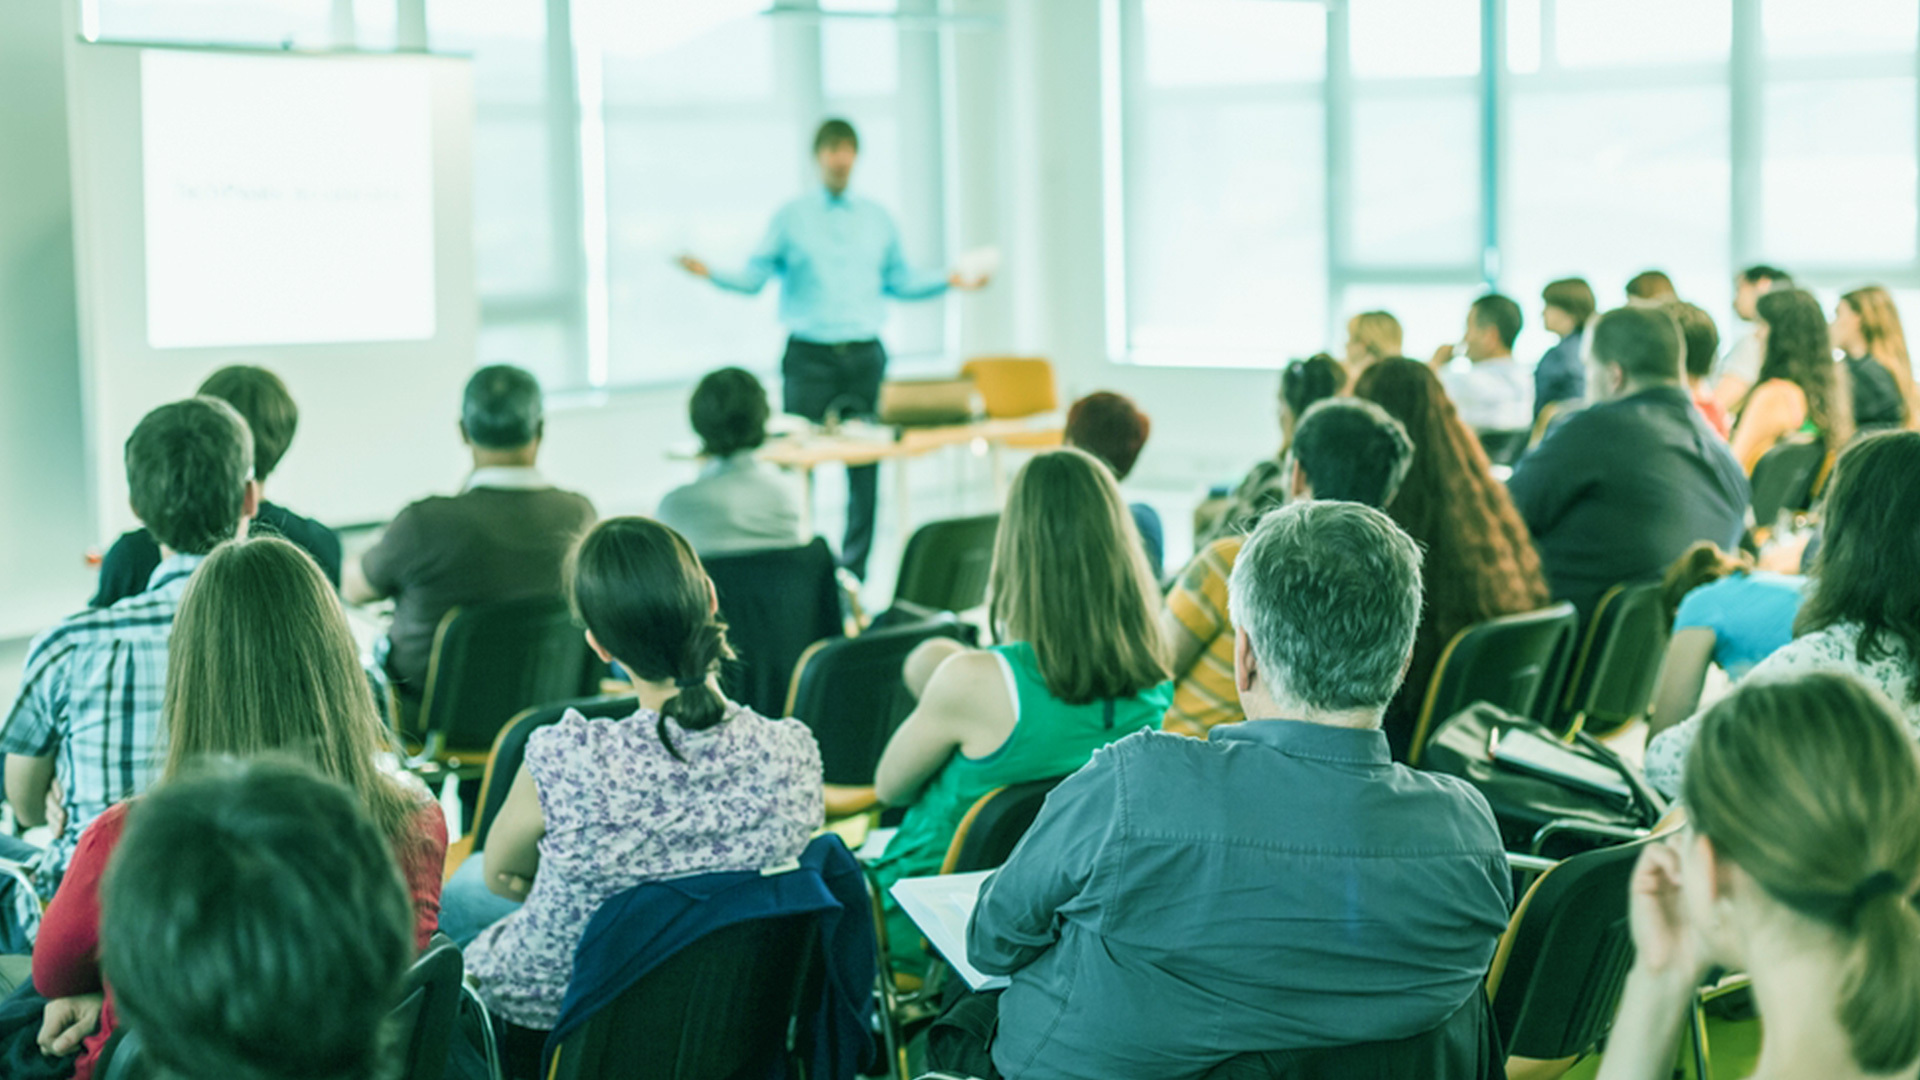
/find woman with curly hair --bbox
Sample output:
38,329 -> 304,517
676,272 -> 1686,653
1353,358 -> 1553,759
1730,288 -> 1854,473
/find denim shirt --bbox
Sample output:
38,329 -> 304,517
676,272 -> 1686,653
969,721 -> 1513,1080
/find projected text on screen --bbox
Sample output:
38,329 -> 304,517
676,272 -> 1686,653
141,50 -> 437,349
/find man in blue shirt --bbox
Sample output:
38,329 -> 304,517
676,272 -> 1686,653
680,119 -> 984,579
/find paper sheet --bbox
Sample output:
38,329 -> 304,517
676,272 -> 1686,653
889,870 -> 1010,991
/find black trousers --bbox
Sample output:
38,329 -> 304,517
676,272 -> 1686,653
781,336 -> 887,579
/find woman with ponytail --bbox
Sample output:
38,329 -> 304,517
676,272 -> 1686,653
1600,672 -> 1920,1080
463,517 -> 823,1061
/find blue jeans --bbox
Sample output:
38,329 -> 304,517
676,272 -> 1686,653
438,855 -> 524,947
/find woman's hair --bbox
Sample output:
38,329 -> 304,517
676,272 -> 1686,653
567,518 -> 734,757
1280,354 -> 1348,447
1345,312 -> 1403,363
1841,286 -> 1919,430
162,537 -> 422,847
1660,542 -> 1752,627
1064,391 -> 1151,480
1684,673 -> 1920,1074
1751,288 -> 1854,448
1664,301 -> 1721,381
989,449 -> 1168,705
1541,278 -> 1597,328
689,367 -> 772,458
1795,431 -> 1920,702
1350,359 -> 1551,750
1626,269 -> 1677,302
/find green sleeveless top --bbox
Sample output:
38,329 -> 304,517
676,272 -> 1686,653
873,641 -> 1169,889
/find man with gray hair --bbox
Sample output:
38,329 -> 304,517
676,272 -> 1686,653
945,502 -> 1512,1080
345,364 -> 596,702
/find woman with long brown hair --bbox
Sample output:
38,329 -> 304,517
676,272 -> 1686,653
869,448 -> 1170,966
1730,288 -> 1855,472
32,537 -> 448,1080
1353,358 -> 1552,760
1831,285 -> 1917,431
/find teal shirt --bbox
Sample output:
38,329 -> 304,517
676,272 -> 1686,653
874,642 -> 1169,893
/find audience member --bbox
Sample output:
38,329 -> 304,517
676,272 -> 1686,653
1536,278 -> 1596,418
0,397 -> 255,950
1625,269 -> 1678,304
90,366 -> 339,608
463,517 -> 821,1064
1648,542 -> 1806,734
1666,300 -> 1731,438
1430,293 -> 1531,432
1353,359 -> 1552,759
655,367 -> 803,555
32,536 -> 448,1080
1065,391 -> 1164,579
1163,399 -> 1415,738
1730,289 -> 1854,473
1197,355 -> 1347,549
1715,264 -> 1794,414
1831,286 -> 1916,431
1599,674 -> 1920,1080
1343,310 -> 1403,377
944,502 -> 1511,1080
99,760 -> 415,1080
868,449 -> 1169,967
1509,306 -> 1748,622
1647,431 -> 1920,796
345,364 -> 597,703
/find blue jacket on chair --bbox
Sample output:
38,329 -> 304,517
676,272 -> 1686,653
544,833 -> 877,1079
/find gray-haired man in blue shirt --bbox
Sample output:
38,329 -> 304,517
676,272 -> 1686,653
680,118 -> 986,579
958,501 -> 1514,1080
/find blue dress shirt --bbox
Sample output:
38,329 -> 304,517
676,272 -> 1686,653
708,187 -> 948,344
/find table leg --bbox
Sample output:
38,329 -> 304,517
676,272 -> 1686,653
896,455 -> 912,545
799,466 -> 816,538
989,439 -> 1007,497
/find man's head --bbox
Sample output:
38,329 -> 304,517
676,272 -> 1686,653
1286,398 -> 1415,507
461,364 -> 544,464
1588,305 -> 1685,400
102,758 -> 413,1080
1227,501 -> 1424,726
126,397 -> 257,557
1735,264 -> 1793,321
814,118 -> 859,196
196,366 -> 298,486
1664,301 -> 1721,384
1064,391 -> 1151,481
1541,278 -> 1596,338
689,367 -> 772,459
1626,270 -> 1678,305
1464,293 -> 1522,360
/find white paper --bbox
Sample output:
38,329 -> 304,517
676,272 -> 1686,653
952,245 -> 1001,284
889,870 -> 1009,991
856,826 -> 898,863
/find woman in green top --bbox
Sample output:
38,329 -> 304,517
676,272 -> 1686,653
871,448 -> 1172,968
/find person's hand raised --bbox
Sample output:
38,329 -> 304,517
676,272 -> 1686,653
948,271 -> 990,291
678,255 -> 710,278
1626,840 -> 1707,984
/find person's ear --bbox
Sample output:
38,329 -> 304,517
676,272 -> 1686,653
458,420 -> 472,448
584,629 -> 613,664
241,477 -> 261,522
706,577 -> 720,616
1233,626 -> 1258,694
1288,459 -> 1311,500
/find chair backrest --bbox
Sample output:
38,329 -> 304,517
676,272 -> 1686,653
470,695 -> 639,853
1198,989 -> 1502,1080
1477,428 -> 1532,467
961,356 -> 1057,418
894,514 -> 999,612
704,537 -> 844,717
1749,436 -> 1825,529
1486,836 -> 1652,1061
545,915 -> 823,1080
1409,603 -> 1579,766
784,616 -> 969,785
417,597 -> 600,754
1556,582 -> 1671,735
939,775 -> 1069,875
388,937 -> 465,1080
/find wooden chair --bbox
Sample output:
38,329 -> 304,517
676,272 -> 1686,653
1407,604 -> 1580,766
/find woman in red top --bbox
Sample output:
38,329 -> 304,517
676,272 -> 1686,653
32,537 -> 447,1078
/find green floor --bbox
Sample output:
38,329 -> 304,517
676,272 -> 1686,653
1562,1015 -> 1763,1080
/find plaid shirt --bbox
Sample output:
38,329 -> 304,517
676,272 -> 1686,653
0,554 -> 201,906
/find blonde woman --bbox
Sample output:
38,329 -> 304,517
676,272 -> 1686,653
869,449 -> 1170,966
1832,285 -> 1918,431
33,537 -> 447,1080
1343,310 -> 1403,376
1600,673 -> 1920,1080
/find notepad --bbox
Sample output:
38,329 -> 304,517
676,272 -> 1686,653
1491,727 -> 1634,802
889,871 -> 1010,991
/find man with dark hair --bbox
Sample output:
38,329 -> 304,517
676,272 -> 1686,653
1625,269 -> 1678,304
1161,398 -> 1415,737
89,365 -> 341,607
102,760 -> 413,1080
1716,263 -> 1795,413
656,367 -> 803,555
0,397 -> 256,947
1431,293 -> 1532,432
1509,305 -> 1749,621
1064,391 -> 1163,577
678,118 -> 988,579
933,502 -> 1510,1080
345,364 -> 596,700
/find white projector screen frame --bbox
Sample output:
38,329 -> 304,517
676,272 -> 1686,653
66,42 -> 476,542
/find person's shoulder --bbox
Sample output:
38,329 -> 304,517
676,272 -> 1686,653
1384,761 -> 1506,846
728,706 -> 822,758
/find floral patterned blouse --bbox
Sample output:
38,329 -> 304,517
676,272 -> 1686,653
465,703 -> 823,1029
